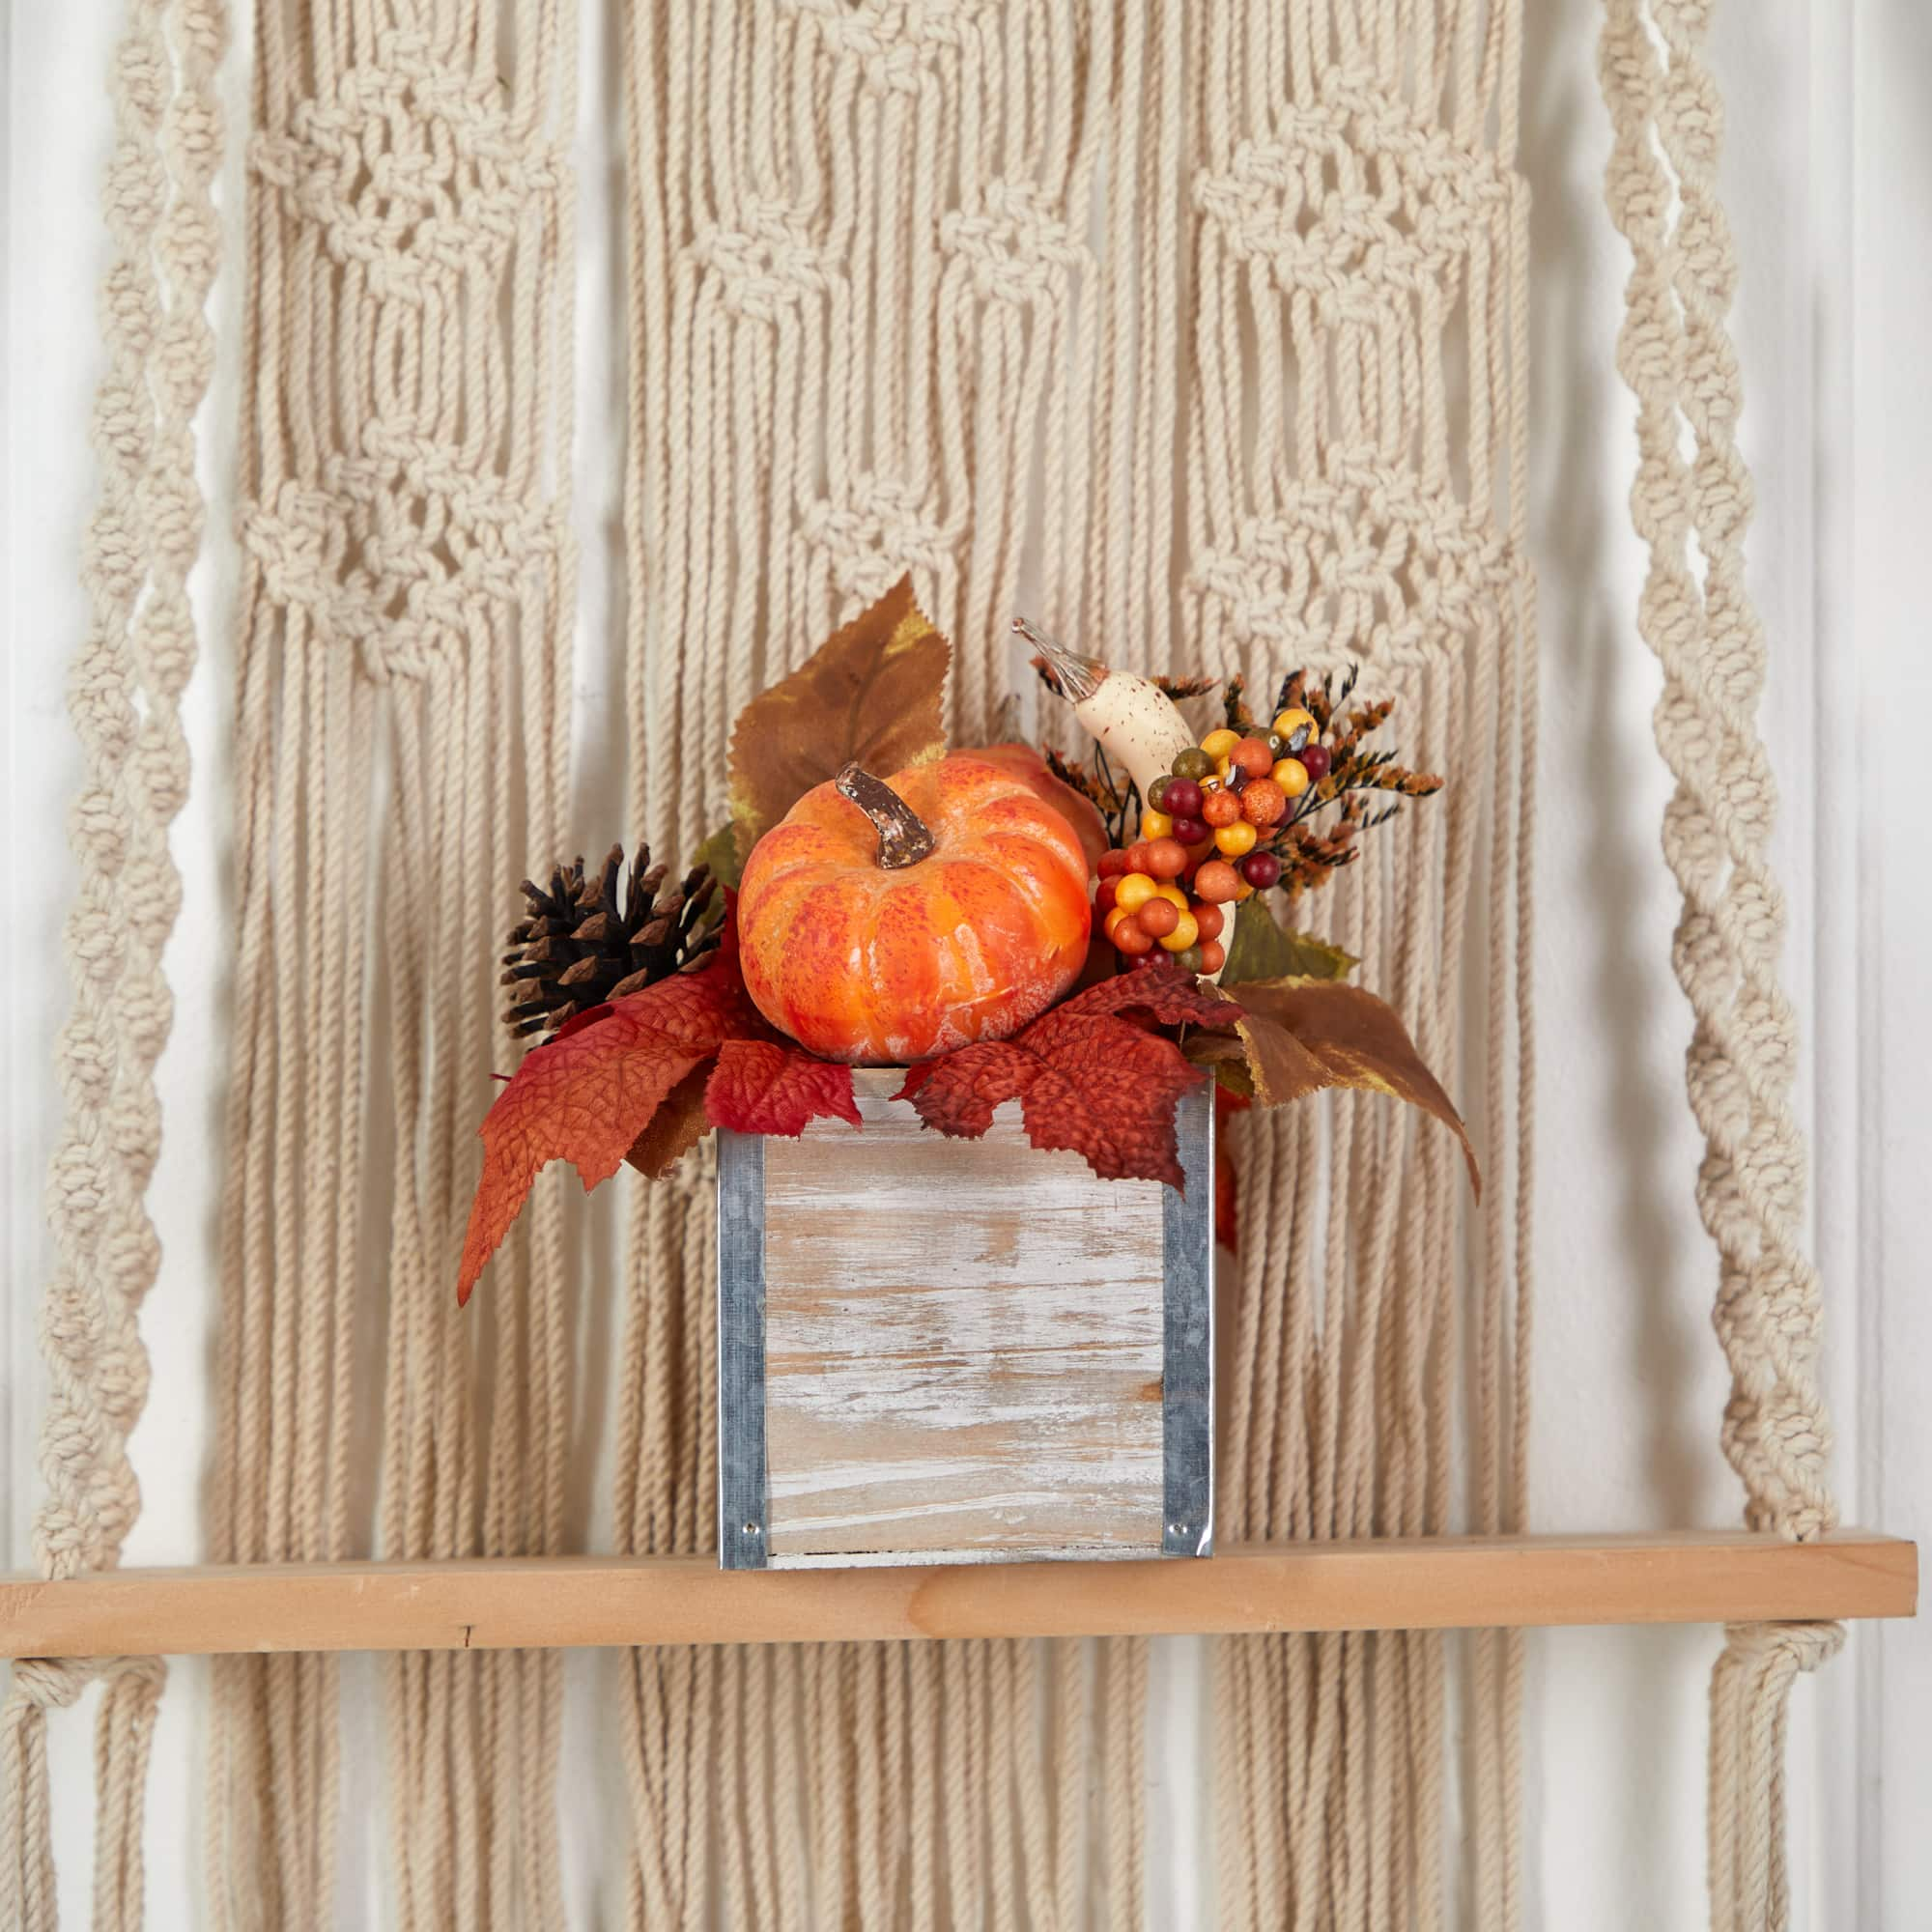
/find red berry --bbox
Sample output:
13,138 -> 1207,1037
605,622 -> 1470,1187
1192,902 -> 1225,942
1240,851 -> 1282,889
1193,860 -> 1242,904
1098,848 -> 1130,877
1197,939 -> 1226,974
1124,842 -> 1153,875
1145,837 -> 1189,880
1231,737 -> 1274,780
1138,896 -> 1180,939
1113,916 -> 1154,956
1162,778 -> 1204,819
1095,877 -> 1119,912
1298,743 -> 1331,781
1239,779 -> 1287,827
1169,815 -> 1208,845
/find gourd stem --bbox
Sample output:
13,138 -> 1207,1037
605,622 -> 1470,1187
836,763 -> 937,869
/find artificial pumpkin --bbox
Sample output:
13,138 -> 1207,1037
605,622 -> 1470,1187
737,754 -> 1092,1065
965,742 -> 1110,875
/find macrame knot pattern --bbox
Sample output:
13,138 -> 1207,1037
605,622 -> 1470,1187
1190,460 -> 1509,671
250,28 -> 559,302
241,437 -> 564,681
786,0 -> 986,97
941,180 -> 1084,307
802,473 -> 955,605
691,197 -> 827,322
1194,64 -> 1511,316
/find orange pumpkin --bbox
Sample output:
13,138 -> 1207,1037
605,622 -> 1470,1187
965,742 -> 1110,875
738,754 -> 1092,1065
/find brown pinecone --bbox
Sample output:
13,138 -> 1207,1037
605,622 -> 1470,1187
499,842 -> 722,1042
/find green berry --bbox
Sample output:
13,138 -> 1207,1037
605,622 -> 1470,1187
1172,747 -> 1213,781
1173,946 -> 1205,974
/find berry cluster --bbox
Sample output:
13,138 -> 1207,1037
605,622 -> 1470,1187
1098,702 -> 1328,969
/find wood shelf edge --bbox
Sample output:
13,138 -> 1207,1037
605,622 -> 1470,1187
1,1529 -> 1914,1660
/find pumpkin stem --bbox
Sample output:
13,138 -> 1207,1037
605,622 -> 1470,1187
836,763 -> 937,869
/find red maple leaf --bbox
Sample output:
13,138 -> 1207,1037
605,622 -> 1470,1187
897,966 -> 1233,1190
457,941 -> 762,1305
705,1037 -> 861,1136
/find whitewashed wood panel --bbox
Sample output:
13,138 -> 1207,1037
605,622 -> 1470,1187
760,1081 -> 1170,1563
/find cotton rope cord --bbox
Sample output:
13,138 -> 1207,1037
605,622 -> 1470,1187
1596,3 -> 1839,1927
1191,2 -> 1534,1925
204,2 -> 578,1925
620,5 -> 1144,1924
2,3 -> 225,1928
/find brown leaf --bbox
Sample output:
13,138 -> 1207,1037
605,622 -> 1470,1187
1208,978 -> 1480,1197
625,1065 -> 713,1179
727,576 -> 950,862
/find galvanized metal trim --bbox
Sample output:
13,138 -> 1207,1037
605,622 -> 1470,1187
716,1127 -> 769,1570
1161,1083 -> 1215,1558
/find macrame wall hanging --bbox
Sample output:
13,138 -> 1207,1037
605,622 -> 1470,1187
2,1 -> 1860,1929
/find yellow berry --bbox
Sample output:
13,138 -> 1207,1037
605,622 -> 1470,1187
1273,706 -> 1317,743
1213,821 -> 1258,857
1155,882 -> 1189,909
1116,871 -> 1158,912
1201,727 -> 1242,761
1215,756 -> 1233,782
1140,808 -> 1175,839
1158,910 -> 1201,953
1104,905 -> 1132,940
1272,757 -> 1311,797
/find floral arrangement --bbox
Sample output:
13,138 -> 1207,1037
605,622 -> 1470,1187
458,579 -> 1475,1303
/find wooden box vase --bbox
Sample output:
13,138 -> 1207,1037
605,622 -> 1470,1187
717,1070 -> 1213,1570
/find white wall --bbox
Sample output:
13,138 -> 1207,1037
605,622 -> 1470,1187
5,3 -> 1925,1925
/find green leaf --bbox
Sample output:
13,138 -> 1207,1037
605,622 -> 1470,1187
694,820 -> 743,895
1219,897 -> 1358,986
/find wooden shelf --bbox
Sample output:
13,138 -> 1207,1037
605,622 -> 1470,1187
0,1530 -> 1912,1659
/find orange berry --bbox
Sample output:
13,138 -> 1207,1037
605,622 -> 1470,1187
1183,837 -> 1217,867
1137,896 -> 1180,939
1193,860 -> 1241,904
1124,842 -> 1153,874
1197,939 -> 1226,975
1213,820 -> 1258,857
1201,727 -> 1242,761
1240,778 -> 1287,827
1192,901 -> 1225,941
1272,706 -> 1317,743
1272,756 -> 1310,797
1113,916 -> 1154,956
1230,737 -> 1274,780
1201,786 -> 1241,827
1139,809 -> 1175,839
1145,836 -> 1189,880
1116,871 -> 1158,912
1158,910 -> 1200,953
1234,880 -> 1255,902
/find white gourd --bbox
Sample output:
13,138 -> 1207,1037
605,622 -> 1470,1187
1015,620 -> 1197,796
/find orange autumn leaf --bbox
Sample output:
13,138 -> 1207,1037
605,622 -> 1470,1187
726,575 -> 950,865
704,1037 -> 862,1137
458,936 -> 768,1305
897,966 -> 1235,1189
1205,977 -> 1480,1197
